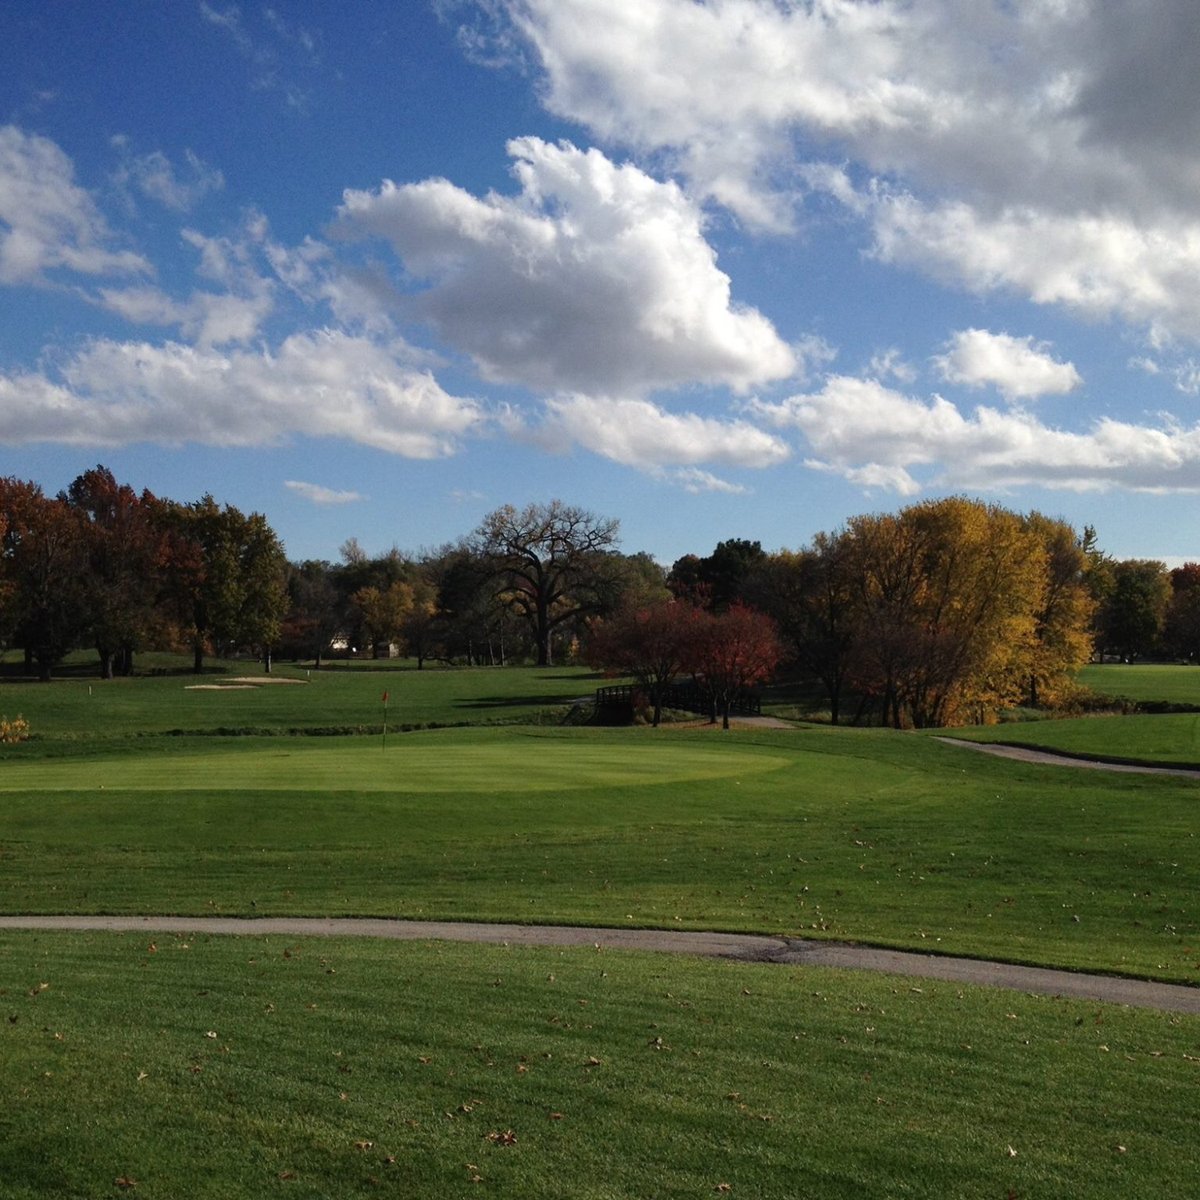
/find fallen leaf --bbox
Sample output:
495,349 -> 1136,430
548,1112 -> 564,1121
353,1140 -> 374,1151
715,1185 -> 732,1194
278,1171 -> 297,1181
114,1177 -> 137,1189
485,1129 -> 517,1146
585,1056 -> 602,1067
1006,1145 -> 1018,1158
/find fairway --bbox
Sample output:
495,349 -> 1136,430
0,734 -> 790,793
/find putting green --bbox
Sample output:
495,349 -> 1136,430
0,737 -> 792,793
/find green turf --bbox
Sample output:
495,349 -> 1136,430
0,660 -> 610,742
1078,663 -> 1200,705
1,932 -> 1195,1200
3,725 -> 1198,983
951,712 -> 1200,766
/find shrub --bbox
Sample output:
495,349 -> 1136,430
0,714 -> 30,743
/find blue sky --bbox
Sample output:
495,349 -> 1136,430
4,1 -> 1200,567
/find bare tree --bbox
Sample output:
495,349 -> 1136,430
474,501 -> 620,666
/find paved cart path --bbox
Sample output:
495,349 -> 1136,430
2,915 -> 1197,1015
936,736 -> 1200,778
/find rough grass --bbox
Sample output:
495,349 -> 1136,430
2,932 -> 1196,1200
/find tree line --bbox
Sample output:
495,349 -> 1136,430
2,469 -> 1196,726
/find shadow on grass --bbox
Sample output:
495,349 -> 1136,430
456,693 -> 584,710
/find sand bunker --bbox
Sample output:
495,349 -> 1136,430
227,676 -> 308,685
185,677 -> 308,691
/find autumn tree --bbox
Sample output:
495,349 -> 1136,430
841,499 -> 1046,728
352,580 -> 415,657
692,604 -> 782,729
64,466 -> 164,679
586,599 -> 705,726
0,481 -> 88,681
473,501 -> 621,666
398,575 -> 440,669
1020,513 -> 1097,706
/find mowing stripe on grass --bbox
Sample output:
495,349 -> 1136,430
2,915 -> 1197,1014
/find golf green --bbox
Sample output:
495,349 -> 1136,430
0,735 -> 791,793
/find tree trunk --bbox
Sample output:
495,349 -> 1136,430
98,649 -> 115,681
263,649 -> 273,674
193,643 -> 204,674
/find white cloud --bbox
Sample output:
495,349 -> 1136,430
96,220 -> 277,344
868,347 -> 916,384
0,330 -> 482,457
665,467 -> 748,495
481,0 -> 1200,342
335,137 -> 795,396
0,125 -> 150,284
284,480 -> 365,505
540,393 -> 789,471
933,329 -> 1081,401
756,373 -> 1200,494
112,142 -> 224,212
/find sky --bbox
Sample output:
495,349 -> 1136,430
4,0 -> 1200,568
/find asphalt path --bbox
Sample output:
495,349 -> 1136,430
1,915 -> 1197,1015
936,736 -> 1200,778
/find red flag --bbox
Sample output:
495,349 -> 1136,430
381,691 -> 389,703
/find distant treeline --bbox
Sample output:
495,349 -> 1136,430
2,471 -> 1197,726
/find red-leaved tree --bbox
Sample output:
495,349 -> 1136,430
692,604 -> 782,729
587,600 -> 706,726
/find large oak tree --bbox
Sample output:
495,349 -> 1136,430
473,501 -> 621,666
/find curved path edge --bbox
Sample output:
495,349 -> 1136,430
1,915 -> 1196,1015
935,736 -> 1200,778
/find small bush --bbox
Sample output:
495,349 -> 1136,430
0,714 -> 30,743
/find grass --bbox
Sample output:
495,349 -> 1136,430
0,658 -> 610,742
2,931 -> 1197,1200
1077,663 -> 1200,706
3,724 -> 1198,983
950,712 -> 1200,766
3,661 -> 1199,1196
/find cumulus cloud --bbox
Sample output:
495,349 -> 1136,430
335,136 -> 796,396
755,374 -> 1200,495
0,330 -> 482,457
933,329 -> 1081,401
96,220 -> 278,344
284,480 -> 365,505
540,393 -> 789,471
0,124 -> 150,284
477,0 -> 1200,342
